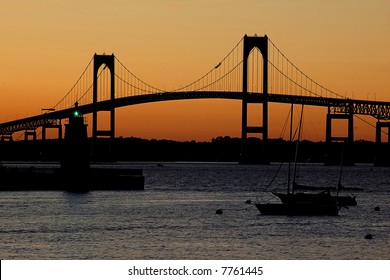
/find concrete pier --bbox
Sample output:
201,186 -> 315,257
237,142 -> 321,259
0,104 -> 144,192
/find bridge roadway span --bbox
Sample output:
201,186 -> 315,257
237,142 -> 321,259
1,92 -> 390,135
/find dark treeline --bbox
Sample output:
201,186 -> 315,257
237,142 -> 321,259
0,136 -> 388,165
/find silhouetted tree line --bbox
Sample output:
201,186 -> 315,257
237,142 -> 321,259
1,136 -> 388,165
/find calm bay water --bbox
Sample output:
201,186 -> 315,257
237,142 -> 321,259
0,162 -> 389,259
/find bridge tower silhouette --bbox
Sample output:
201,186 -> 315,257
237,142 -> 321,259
325,106 -> 355,165
92,54 -> 115,159
375,121 -> 390,165
241,35 -> 269,163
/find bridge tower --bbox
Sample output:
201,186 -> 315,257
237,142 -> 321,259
42,121 -> 62,141
241,35 -> 269,164
325,106 -> 354,165
92,54 -> 115,160
375,121 -> 390,166
24,130 -> 37,141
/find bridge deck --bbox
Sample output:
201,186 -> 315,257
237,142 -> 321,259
1,92 -> 389,135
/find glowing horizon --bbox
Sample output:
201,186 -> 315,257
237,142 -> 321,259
1,1 -> 389,142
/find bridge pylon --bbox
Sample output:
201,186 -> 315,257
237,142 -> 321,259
42,121 -> 62,141
92,53 -> 115,160
375,121 -> 390,166
24,130 -> 37,141
325,107 -> 354,165
1,133 -> 12,142
240,35 -> 269,164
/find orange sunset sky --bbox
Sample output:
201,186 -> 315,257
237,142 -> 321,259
1,0 -> 389,142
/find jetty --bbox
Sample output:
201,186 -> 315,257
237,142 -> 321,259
0,104 -> 144,192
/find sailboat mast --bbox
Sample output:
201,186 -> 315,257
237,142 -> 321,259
287,103 -> 294,195
292,104 -> 304,194
337,145 -> 344,196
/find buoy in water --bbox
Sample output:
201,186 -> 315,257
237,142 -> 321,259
216,209 -> 223,214
245,199 -> 252,204
365,234 -> 373,239
374,206 -> 380,211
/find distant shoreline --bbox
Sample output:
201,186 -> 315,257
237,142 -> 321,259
0,136 -> 389,165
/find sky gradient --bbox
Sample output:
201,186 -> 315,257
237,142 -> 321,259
1,0 -> 389,141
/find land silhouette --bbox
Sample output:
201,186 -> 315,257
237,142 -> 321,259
0,136 -> 388,165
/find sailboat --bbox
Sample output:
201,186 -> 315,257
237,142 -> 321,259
255,104 -> 340,216
286,178 -> 358,207
275,146 -> 358,207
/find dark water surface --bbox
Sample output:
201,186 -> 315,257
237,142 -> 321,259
0,162 -> 389,259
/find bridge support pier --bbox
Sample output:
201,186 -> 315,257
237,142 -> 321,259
240,35 -> 269,164
42,121 -> 62,141
1,134 -> 13,142
92,54 -> 116,161
374,121 -> 390,166
376,121 -> 390,144
24,130 -> 37,141
325,111 -> 354,165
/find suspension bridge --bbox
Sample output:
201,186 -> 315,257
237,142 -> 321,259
1,34 -> 389,163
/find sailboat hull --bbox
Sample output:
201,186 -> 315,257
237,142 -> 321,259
274,192 -> 333,204
274,192 -> 357,207
255,203 -> 339,216
336,196 -> 357,206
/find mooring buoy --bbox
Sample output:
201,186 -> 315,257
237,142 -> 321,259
364,234 -> 373,240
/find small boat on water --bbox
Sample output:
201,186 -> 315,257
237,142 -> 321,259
255,200 -> 340,216
254,104 -> 341,216
274,182 -> 357,207
282,139 -> 361,208
256,184 -> 340,216
292,183 -> 364,192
